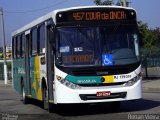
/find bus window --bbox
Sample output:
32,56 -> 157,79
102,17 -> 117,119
17,36 -> 21,58
12,37 -> 15,59
21,34 -> 25,57
31,28 -> 38,56
39,24 -> 45,54
14,37 -> 17,59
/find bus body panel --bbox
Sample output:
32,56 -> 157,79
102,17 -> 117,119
29,55 -> 46,101
13,55 -> 46,101
13,58 -> 25,93
54,65 -> 142,104
54,79 -> 142,103
30,56 -> 41,100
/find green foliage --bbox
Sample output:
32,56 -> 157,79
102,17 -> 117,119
0,61 -> 12,80
94,0 -> 130,6
7,61 -> 12,70
94,0 -> 113,5
94,0 -> 101,5
0,47 -> 3,53
138,21 -> 160,50
139,21 -> 160,68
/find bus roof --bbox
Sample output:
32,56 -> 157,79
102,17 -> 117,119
12,6 -> 136,36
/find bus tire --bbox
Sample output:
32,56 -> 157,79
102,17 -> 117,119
21,84 -> 29,104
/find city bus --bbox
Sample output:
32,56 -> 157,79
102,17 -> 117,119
12,6 -> 142,112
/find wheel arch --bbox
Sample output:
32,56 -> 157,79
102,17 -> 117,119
41,77 -> 47,90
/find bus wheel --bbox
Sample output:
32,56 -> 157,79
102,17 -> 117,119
42,87 -> 54,112
21,85 -> 29,104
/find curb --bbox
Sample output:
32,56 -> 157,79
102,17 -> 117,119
0,84 -> 12,88
0,81 -> 12,88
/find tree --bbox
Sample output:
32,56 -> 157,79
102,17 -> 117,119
94,0 -> 113,5
151,27 -> 160,48
94,0 -> 130,6
94,0 -> 101,5
116,0 -> 130,7
138,21 -> 159,49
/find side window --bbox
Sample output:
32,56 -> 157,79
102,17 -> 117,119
21,34 -> 25,57
28,34 -> 32,56
12,37 -> 15,59
31,28 -> 38,55
17,36 -> 21,58
14,37 -> 17,58
39,24 -> 45,54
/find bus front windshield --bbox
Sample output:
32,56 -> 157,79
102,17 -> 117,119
56,25 -> 140,67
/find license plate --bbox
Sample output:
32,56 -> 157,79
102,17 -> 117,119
96,91 -> 111,97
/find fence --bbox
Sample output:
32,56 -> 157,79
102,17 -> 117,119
141,48 -> 160,78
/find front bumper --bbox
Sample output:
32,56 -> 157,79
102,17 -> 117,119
54,79 -> 142,104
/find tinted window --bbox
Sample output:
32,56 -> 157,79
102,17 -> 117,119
39,24 -> 45,54
31,28 -> 38,55
56,26 -> 140,67
17,36 -> 21,58
21,34 -> 25,57
12,37 -> 16,59
15,37 -> 17,58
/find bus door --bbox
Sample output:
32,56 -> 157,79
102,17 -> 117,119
25,30 -> 32,96
46,23 -> 55,102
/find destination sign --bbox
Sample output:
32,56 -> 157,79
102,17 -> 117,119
56,8 -> 136,23
72,11 -> 126,21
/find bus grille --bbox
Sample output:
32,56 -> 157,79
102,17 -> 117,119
71,68 -> 131,76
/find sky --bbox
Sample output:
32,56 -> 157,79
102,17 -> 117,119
0,0 -> 160,46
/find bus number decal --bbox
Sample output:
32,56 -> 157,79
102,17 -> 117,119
120,75 -> 131,79
114,75 -> 132,79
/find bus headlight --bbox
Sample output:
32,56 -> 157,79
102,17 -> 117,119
56,75 -> 81,89
125,74 -> 142,86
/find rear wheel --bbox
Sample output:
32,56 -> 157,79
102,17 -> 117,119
21,84 -> 29,104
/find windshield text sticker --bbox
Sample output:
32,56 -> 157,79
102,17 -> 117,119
74,47 -> 83,52
63,55 -> 94,63
60,46 -> 70,53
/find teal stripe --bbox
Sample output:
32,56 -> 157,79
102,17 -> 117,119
30,57 -> 36,98
65,75 -> 102,84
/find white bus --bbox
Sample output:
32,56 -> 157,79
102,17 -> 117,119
12,6 -> 142,112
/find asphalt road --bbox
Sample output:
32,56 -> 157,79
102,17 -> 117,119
0,87 -> 160,120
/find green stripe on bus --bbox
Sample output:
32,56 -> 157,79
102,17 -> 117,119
65,75 -> 102,84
